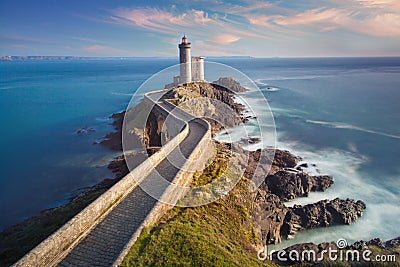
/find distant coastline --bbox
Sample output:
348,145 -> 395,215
0,55 -> 255,61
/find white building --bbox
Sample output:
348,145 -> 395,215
192,56 -> 205,82
174,35 -> 205,85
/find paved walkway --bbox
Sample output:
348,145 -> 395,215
58,99 -> 206,266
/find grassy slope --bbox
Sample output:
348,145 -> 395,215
121,145 -> 276,267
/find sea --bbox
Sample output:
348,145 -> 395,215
0,57 -> 399,248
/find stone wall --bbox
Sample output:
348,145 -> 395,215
14,89 -> 212,267
113,92 -> 212,266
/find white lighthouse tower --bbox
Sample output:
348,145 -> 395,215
179,35 -> 192,84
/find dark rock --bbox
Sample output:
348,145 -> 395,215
310,175 -> 334,191
99,111 -> 124,151
299,163 -> 308,168
280,198 -> 366,239
76,126 -> 96,135
272,150 -> 299,168
384,236 -> 400,249
107,155 -> 129,179
264,171 -> 334,201
366,238 -> 384,248
239,136 -> 261,145
252,192 -> 288,245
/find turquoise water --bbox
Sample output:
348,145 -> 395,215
0,58 -> 399,245
0,59 -> 174,229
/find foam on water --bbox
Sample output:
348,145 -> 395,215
305,119 -> 400,140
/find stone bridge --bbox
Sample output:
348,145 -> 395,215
14,90 -> 212,267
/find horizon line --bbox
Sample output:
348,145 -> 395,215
2,55 -> 400,60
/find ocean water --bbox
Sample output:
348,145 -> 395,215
0,59 -> 175,230
215,57 -> 400,248
0,58 -> 399,247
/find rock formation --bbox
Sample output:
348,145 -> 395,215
281,198 -> 366,240
212,77 -> 248,93
264,171 -> 333,201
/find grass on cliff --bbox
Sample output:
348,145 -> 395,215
121,147 -> 275,267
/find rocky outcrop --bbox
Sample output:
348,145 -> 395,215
100,112 -> 124,151
253,192 -> 288,245
281,198 -> 366,240
253,195 -> 366,245
264,171 -> 333,201
239,136 -> 260,145
244,148 -> 299,179
350,236 -> 400,250
270,149 -> 299,169
212,77 -> 248,92
107,155 -> 129,180
76,126 -> 95,135
245,148 -> 366,246
163,82 -> 246,135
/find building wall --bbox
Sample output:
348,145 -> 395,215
179,43 -> 192,83
192,57 -> 205,82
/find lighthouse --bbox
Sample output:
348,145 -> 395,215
179,35 -> 192,83
166,35 -> 205,88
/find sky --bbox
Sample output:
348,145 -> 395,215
0,0 -> 399,57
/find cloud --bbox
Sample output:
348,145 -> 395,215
352,13 -> 400,36
91,1 -> 400,56
356,0 -> 400,10
82,45 -> 129,56
106,6 -> 269,46
273,8 -> 346,26
109,7 -> 215,35
209,34 -> 240,44
218,0 -> 274,14
245,6 -> 400,37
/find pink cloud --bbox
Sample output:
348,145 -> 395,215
245,6 -> 400,37
356,0 -> 400,10
109,7 -> 215,35
209,34 -> 240,44
273,8 -> 346,26
107,6 -> 269,43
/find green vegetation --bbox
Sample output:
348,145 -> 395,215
121,148 -> 275,267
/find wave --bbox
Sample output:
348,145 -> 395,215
306,119 -> 400,140
253,79 -> 281,92
255,75 -> 333,83
261,87 -> 280,92
95,117 -> 113,123
111,91 -> 134,96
